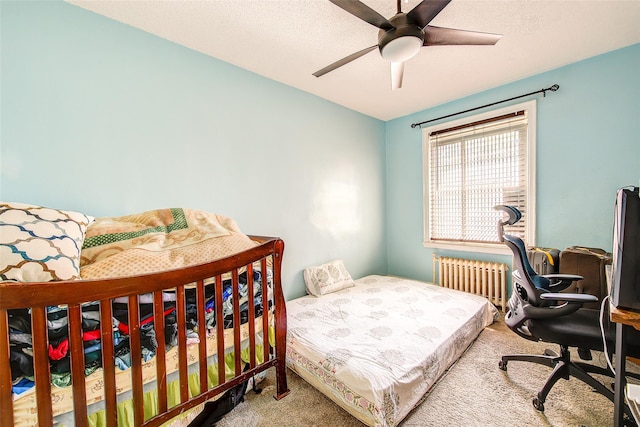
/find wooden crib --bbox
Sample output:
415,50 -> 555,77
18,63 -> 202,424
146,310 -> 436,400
0,235 -> 289,427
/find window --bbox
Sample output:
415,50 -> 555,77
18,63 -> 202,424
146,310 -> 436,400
422,100 -> 536,254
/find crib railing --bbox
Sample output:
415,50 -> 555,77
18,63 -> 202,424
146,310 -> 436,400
0,236 -> 289,427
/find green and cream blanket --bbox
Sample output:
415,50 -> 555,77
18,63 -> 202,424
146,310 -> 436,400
80,208 -> 259,279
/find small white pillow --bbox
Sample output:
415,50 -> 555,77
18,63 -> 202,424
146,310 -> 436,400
304,259 -> 355,296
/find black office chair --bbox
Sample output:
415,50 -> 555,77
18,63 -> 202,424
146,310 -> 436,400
495,205 -> 640,424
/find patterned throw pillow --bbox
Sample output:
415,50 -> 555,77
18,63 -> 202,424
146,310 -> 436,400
304,259 -> 355,296
0,202 -> 94,282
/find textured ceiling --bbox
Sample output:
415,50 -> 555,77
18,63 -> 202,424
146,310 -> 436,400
66,0 -> 640,121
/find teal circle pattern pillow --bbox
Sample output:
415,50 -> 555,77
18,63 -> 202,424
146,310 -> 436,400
0,202 -> 94,282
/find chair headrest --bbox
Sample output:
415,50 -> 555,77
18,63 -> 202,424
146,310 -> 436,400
494,205 -> 521,225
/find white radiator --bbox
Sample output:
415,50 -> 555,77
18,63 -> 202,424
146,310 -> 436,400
433,255 -> 508,311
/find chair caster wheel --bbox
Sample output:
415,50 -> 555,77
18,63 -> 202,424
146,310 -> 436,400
498,360 -> 507,371
532,397 -> 545,412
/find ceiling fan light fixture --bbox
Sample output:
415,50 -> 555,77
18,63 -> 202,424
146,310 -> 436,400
378,14 -> 425,63
380,35 -> 423,62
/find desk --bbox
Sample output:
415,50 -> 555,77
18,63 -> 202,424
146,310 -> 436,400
610,304 -> 640,427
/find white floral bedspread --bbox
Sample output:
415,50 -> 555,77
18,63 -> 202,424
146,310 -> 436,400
286,275 -> 498,427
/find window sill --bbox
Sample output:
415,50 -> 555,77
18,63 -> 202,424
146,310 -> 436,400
423,241 -> 513,256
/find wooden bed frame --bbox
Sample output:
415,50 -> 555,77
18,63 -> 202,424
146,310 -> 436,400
0,235 -> 289,427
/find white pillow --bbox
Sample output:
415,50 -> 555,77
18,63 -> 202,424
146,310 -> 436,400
0,202 -> 94,282
304,259 -> 355,296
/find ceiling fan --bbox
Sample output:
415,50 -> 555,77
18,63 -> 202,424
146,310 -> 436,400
314,0 -> 502,89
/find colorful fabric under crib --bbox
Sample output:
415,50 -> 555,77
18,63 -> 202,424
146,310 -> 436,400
8,269 -> 269,392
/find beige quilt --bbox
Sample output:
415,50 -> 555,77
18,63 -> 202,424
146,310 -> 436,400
80,208 -> 259,279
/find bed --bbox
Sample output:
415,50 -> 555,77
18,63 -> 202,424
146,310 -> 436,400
286,269 -> 498,427
0,203 -> 289,427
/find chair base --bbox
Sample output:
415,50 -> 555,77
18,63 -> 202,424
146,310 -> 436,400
499,345 -> 638,426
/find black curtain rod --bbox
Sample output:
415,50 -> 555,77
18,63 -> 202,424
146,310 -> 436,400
410,84 -> 559,129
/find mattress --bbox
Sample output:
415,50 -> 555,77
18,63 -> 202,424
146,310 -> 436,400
286,275 -> 498,427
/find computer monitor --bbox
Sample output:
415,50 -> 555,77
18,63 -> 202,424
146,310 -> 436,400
610,186 -> 640,312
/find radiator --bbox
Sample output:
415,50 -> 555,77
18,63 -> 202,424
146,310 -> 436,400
433,255 -> 508,311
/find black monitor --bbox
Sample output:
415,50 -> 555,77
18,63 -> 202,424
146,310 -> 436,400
610,186 -> 640,312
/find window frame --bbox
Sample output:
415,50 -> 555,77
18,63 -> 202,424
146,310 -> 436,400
422,100 -> 537,255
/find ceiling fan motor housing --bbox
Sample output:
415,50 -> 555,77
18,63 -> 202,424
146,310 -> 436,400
378,13 -> 425,62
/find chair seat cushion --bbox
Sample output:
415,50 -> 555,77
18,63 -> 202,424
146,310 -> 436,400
528,308 -> 640,357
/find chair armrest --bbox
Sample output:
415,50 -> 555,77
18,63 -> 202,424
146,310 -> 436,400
542,274 -> 584,282
543,274 -> 584,292
540,292 -> 598,303
522,292 -> 598,319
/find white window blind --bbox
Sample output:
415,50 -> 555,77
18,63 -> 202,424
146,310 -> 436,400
424,101 -> 535,250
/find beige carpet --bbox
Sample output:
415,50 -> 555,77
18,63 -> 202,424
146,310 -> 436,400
216,316 -> 637,427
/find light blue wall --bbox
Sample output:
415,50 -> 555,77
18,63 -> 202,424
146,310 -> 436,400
2,1 -> 638,298
386,44 -> 640,283
0,1 -> 388,300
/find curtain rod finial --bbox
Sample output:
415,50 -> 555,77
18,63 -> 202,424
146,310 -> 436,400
542,84 -> 559,97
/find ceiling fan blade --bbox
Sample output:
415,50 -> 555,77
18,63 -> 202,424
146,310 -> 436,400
313,45 -> 378,78
423,26 -> 502,45
329,0 -> 394,30
390,62 -> 405,90
406,0 -> 451,29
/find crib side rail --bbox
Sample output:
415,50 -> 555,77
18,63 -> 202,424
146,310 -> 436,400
0,236 -> 281,309
0,236 -> 288,427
